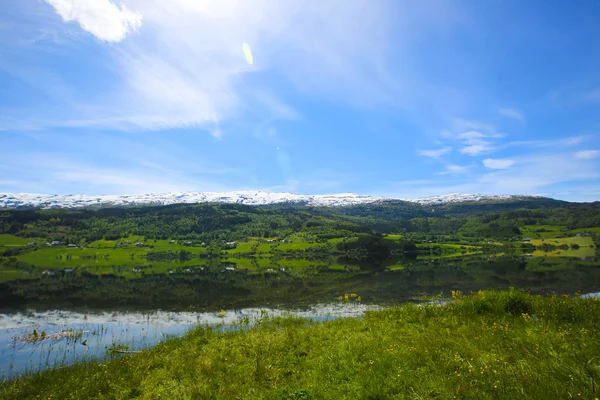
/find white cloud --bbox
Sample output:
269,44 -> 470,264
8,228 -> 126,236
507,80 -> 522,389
418,147 -> 452,158
483,158 -> 515,169
210,128 -> 223,140
461,144 -> 494,156
45,0 -> 142,42
386,153 -> 599,200
450,129 -> 503,156
6,0 -> 477,135
439,164 -> 470,175
453,119 -> 495,133
498,107 -> 524,121
457,130 -> 486,143
503,135 -> 591,149
27,0 -> 412,133
575,150 -> 599,159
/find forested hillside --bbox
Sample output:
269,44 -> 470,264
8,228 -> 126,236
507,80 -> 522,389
1,199 -> 598,244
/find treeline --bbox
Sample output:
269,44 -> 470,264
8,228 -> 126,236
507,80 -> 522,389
0,200 -> 599,244
458,205 -> 600,238
0,204 -> 369,244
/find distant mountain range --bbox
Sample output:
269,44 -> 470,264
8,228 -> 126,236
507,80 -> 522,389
0,191 -> 549,209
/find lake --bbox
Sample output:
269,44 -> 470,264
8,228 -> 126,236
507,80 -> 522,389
1,254 -> 599,380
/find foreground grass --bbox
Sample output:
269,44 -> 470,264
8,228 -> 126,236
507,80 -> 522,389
2,291 -> 600,399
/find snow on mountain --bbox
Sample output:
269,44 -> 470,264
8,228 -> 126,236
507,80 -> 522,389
0,191 -> 534,209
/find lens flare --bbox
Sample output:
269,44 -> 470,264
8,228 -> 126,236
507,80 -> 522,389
242,42 -> 253,65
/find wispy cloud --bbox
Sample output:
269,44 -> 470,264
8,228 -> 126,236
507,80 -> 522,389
452,119 -> 495,133
504,135 -> 591,149
418,147 -> 452,158
438,164 -> 470,175
386,153 -> 599,199
498,107 -> 524,121
575,150 -> 599,159
483,158 -> 515,169
450,128 -> 504,156
0,157 -> 204,194
565,136 -> 586,145
583,89 -> 600,102
9,0 -> 411,134
460,144 -> 495,156
209,128 -> 223,140
0,131 -> 253,194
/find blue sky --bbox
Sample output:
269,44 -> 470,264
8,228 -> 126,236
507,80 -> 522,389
1,0 -> 599,201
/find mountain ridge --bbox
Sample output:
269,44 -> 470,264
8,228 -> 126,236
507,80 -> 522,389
0,191 -> 549,209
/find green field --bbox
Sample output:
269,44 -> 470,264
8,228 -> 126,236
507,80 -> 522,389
383,234 -> 403,241
3,291 -> 600,399
529,236 -> 595,258
2,227 -> 598,284
0,269 -> 36,283
532,247 -> 596,258
520,225 -> 566,239
530,236 -> 594,247
568,227 -> 600,235
0,234 -> 33,246
417,243 -> 479,250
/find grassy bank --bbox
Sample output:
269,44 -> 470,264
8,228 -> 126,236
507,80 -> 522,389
2,290 -> 600,399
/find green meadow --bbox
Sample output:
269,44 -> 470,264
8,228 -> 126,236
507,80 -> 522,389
2,291 -> 600,399
0,234 -> 32,246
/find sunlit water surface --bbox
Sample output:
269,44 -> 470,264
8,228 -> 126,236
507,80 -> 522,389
0,303 -> 378,380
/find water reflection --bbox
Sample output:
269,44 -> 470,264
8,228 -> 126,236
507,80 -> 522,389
1,255 -> 598,313
1,253 -> 599,380
0,303 -> 378,380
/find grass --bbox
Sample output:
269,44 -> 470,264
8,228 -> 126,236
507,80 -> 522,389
520,225 -> 600,240
0,269 -> 35,283
417,243 -> 482,260
279,242 -> 321,251
0,234 -> 32,247
532,247 -> 596,258
568,227 -> 600,235
529,237 -> 595,258
520,225 -> 566,239
523,257 -> 595,272
529,237 -> 594,247
15,245 -> 208,269
2,290 -> 600,399
416,243 -> 479,250
383,234 -> 403,241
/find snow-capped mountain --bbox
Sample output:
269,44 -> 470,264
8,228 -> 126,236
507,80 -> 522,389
0,191 -> 536,209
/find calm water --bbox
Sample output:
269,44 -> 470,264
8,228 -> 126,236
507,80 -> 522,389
0,304 -> 377,380
1,254 -> 599,380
